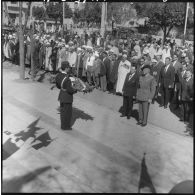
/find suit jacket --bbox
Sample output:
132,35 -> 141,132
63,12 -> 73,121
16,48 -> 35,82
151,61 -> 164,84
103,57 -> 111,80
136,74 -> 157,101
180,77 -> 193,101
160,64 -> 175,88
122,72 -> 139,97
56,72 -> 77,103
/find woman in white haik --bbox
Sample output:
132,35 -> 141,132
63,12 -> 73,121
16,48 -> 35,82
116,54 -> 131,94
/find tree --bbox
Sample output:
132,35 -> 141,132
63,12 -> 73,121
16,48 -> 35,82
32,6 -> 46,21
134,2 -> 186,42
46,2 -> 72,27
107,3 -> 136,25
73,2 -> 101,24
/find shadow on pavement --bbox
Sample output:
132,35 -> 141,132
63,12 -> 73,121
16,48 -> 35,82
3,118 -> 56,160
71,107 -> 94,126
138,153 -> 157,193
3,138 -> 20,160
118,106 -> 139,121
31,131 -> 57,150
3,166 -> 52,193
14,118 -> 43,142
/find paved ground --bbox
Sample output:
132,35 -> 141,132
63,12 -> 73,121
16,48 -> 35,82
2,62 -> 193,193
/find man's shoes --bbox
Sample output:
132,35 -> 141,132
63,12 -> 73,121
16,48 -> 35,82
137,121 -> 142,125
159,104 -> 164,107
164,105 -> 167,109
151,100 -> 155,104
120,114 -> 126,117
127,116 -> 131,119
141,123 -> 147,127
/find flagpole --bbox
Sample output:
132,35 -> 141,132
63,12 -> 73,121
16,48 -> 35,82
183,2 -> 189,45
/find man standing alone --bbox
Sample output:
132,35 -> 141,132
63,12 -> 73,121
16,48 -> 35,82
56,61 -> 77,130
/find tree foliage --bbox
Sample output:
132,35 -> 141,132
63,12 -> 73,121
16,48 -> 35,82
32,6 -> 46,20
45,2 -> 72,26
134,2 -> 186,41
107,2 -> 136,25
73,2 -> 101,24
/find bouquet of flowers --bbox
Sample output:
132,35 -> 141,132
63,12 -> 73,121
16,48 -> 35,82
70,76 -> 94,93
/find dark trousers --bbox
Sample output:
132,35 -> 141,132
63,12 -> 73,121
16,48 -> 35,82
138,101 -> 150,125
86,71 -> 93,85
152,86 -> 159,102
160,86 -> 173,106
100,75 -> 107,91
60,103 -> 72,130
123,96 -> 134,117
181,101 -> 192,122
92,74 -> 100,88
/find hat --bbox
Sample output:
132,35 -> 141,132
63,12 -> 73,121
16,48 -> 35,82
61,61 -> 70,70
141,64 -> 151,71
123,50 -> 128,54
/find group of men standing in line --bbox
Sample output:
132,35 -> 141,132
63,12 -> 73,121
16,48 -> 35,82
2,30 -> 194,131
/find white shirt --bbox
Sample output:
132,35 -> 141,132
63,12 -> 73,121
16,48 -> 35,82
165,64 -> 170,72
128,73 -> 135,80
68,51 -> 77,67
86,55 -> 95,68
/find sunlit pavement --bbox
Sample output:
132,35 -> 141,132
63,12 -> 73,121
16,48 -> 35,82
2,62 -> 193,193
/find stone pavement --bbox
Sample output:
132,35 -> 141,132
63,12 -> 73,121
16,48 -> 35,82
2,63 -> 193,193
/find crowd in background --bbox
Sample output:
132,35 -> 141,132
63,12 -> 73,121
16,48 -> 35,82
2,29 -> 194,131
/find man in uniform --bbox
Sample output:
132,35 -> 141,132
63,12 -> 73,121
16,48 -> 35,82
136,65 -> 157,126
56,61 -> 77,130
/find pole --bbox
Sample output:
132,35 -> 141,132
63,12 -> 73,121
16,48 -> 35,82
62,2 -> 65,38
100,2 -> 106,38
183,2 -> 189,45
30,20 -> 35,80
19,2 -> 25,79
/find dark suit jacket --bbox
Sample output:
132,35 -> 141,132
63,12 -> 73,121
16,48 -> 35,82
180,77 -> 193,101
160,64 -> 175,88
151,61 -> 164,84
103,57 -> 111,80
122,72 -> 139,97
56,72 -> 77,103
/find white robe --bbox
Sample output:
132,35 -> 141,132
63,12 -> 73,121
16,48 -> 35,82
116,60 -> 131,93
45,47 -> 52,71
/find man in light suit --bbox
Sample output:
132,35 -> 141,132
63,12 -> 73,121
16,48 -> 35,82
121,65 -> 139,119
159,57 -> 175,109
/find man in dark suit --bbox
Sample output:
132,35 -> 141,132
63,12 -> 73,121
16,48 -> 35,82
102,51 -> 111,91
99,51 -> 108,91
56,61 -> 77,130
179,68 -> 193,124
172,54 -> 182,109
159,57 -> 175,109
121,65 -> 139,119
151,57 -> 164,104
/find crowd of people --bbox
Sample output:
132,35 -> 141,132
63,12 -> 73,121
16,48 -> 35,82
2,29 -> 194,131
